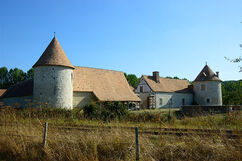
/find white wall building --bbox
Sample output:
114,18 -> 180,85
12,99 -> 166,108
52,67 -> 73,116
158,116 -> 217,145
135,66 -> 222,109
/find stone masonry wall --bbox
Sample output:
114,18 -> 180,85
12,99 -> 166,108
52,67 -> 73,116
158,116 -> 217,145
33,66 -> 73,109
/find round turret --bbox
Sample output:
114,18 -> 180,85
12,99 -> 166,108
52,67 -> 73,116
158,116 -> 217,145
33,37 -> 74,109
193,65 -> 222,106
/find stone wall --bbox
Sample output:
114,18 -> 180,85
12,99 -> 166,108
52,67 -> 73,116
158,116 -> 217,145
193,81 -> 222,106
180,105 -> 240,116
137,93 -> 151,109
33,66 -> 73,109
0,96 -> 33,108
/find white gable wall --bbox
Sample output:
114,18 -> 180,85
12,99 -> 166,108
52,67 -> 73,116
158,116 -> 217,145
135,77 -> 152,93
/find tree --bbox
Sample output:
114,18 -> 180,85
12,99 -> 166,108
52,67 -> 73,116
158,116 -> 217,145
124,73 -> 139,88
8,68 -> 26,86
0,67 -> 8,88
222,81 -> 242,105
26,68 -> 34,80
225,22 -> 242,72
225,54 -> 242,72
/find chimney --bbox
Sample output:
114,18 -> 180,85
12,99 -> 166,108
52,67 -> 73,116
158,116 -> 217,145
216,71 -> 219,78
153,71 -> 160,83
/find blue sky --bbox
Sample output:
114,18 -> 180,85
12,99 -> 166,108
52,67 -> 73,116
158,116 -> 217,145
0,0 -> 241,81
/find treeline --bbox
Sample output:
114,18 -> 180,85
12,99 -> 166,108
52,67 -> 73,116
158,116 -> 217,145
222,81 -> 242,105
0,67 -> 34,89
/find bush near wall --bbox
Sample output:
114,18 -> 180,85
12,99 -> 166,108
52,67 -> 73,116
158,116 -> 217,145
83,102 -> 129,121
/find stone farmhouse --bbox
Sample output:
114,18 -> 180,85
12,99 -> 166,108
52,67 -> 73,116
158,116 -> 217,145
135,65 -> 222,109
0,37 -> 140,109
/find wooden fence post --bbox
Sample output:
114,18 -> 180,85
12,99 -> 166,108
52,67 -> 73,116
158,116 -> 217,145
135,127 -> 139,161
43,122 -> 48,147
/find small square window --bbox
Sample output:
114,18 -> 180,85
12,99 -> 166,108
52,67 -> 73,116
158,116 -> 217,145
201,84 -> 206,91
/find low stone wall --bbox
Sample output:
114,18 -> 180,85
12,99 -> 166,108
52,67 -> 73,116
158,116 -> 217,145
181,105 -> 242,116
0,96 -> 33,108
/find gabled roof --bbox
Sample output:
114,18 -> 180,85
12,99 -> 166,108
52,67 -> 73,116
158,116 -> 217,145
142,75 -> 192,93
73,66 -> 141,102
1,80 -> 33,98
194,65 -> 221,82
0,89 -> 6,97
33,37 -> 74,69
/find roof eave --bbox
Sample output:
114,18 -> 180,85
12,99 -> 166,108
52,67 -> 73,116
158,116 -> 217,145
33,64 -> 75,69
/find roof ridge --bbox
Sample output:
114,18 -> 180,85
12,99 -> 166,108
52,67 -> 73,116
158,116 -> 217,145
74,66 -> 123,73
144,75 -> 189,81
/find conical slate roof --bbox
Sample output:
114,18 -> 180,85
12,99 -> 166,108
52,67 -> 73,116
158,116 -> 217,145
194,65 -> 221,82
33,37 -> 74,69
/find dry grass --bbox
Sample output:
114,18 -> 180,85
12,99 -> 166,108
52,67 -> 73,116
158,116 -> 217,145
0,107 -> 241,161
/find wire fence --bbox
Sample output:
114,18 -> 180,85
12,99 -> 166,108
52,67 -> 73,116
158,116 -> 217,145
0,121 -> 241,161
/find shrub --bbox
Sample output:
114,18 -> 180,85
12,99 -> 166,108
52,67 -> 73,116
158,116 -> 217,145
83,102 -> 100,119
83,102 -> 129,121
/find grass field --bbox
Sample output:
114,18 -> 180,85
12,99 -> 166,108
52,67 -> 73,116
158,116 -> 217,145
0,106 -> 241,161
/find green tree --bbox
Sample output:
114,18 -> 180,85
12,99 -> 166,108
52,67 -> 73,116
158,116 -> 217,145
8,68 -> 26,86
0,67 -> 8,88
26,68 -> 34,80
124,73 -> 139,88
222,81 -> 242,105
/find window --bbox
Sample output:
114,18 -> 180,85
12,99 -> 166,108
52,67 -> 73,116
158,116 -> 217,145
206,98 -> 210,103
182,98 -> 185,105
201,84 -> 206,91
159,98 -> 163,105
140,86 -> 143,92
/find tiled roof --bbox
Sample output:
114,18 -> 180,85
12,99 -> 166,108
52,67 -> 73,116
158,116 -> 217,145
1,80 -> 33,98
33,37 -> 74,69
143,75 -> 192,93
0,89 -> 6,97
194,65 -> 221,82
73,66 -> 141,102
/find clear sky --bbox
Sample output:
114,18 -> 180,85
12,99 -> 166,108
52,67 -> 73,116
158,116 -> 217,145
0,0 -> 241,81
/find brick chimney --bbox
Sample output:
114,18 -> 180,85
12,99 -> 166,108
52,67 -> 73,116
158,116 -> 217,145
216,71 -> 219,78
153,71 -> 160,83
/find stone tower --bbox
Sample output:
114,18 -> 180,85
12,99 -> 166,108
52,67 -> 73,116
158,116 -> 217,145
33,37 -> 74,109
193,64 -> 222,106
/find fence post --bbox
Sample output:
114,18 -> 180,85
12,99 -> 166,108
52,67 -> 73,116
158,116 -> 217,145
43,122 -> 48,147
135,127 -> 139,161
